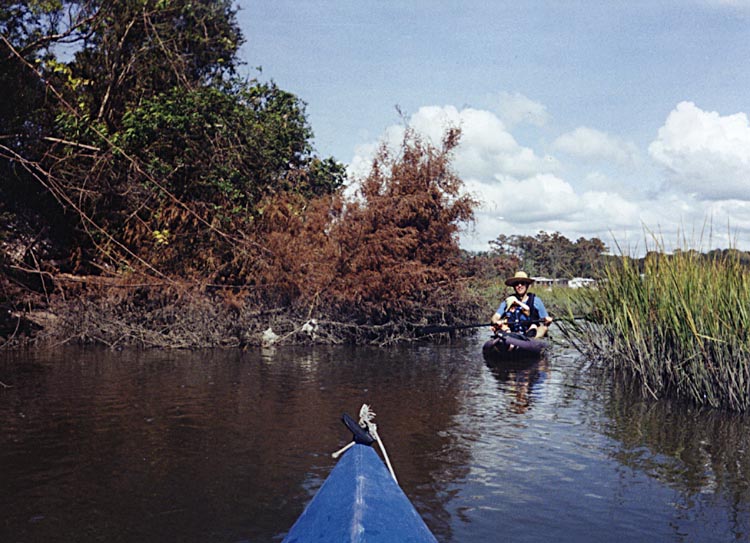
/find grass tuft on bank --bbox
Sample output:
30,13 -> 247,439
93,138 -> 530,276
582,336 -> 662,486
571,248 -> 750,411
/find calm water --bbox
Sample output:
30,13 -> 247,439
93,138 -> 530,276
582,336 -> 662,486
1,336 -> 748,542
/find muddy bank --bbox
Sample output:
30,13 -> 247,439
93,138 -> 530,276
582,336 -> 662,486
1,274 -> 484,350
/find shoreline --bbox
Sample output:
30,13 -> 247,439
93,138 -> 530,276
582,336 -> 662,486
1,283 -> 483,351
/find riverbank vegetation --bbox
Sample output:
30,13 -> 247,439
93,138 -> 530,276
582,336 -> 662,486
1,1 -> 487,348
569,247 -> 750,411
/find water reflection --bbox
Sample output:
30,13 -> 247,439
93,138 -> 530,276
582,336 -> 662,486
1,341 -> 749,542
0,344 -> 475,543
484,357 -> 549,414
601,377 -> 750,539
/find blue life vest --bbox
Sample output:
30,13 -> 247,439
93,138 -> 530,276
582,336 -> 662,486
504,293 -> 539,333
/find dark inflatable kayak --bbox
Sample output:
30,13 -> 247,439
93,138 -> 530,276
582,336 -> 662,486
482,331 -> 547,361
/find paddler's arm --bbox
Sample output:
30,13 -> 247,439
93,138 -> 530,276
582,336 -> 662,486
534,297 -> 553,325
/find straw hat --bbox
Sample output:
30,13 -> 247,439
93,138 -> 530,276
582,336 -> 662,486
505,271 -> 534,286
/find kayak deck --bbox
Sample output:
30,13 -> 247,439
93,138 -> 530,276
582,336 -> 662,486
283,444 -> 437,542
482,332 -> 547,361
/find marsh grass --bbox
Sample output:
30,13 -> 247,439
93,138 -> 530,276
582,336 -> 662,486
574,249 -> 750,411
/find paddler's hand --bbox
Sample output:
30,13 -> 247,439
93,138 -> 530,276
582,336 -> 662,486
491,321 -> 509,334
505,297 -> 530,311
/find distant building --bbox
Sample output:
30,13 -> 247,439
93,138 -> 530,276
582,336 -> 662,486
568,277 -> 596,289
532,276 -> 555,287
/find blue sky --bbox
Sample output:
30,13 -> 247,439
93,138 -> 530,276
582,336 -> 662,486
236,1 -> 750,254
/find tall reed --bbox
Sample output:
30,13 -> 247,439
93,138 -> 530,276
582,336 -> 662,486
577,249 -> 750,411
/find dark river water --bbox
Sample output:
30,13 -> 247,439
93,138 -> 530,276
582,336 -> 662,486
1,335 -> 749,542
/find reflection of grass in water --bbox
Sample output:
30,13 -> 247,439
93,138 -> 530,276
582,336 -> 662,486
571,245 -> 750,411
603,375 -> 750,520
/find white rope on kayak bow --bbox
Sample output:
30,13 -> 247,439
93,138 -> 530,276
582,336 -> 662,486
330,404 -> 398,484
358,404 -> 398,484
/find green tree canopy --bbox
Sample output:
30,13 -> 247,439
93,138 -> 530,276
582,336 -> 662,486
489,231 -> 609,278
0,0 -> 344,278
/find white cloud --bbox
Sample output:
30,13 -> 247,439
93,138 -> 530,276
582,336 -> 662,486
553,126 -> 640,168
348,105 -> 557,181
466,174 -> 578,224
649,101 -> 750,200
404,105 -> 558,179
347,104 -> 669,252
492,91 -> 549,127
707,200 -> 750,231
347,141 -> 378,179
346,99 -> 750,255
580,171 -> 633,193
462,173 -> 643,249
426,106 -> 559,178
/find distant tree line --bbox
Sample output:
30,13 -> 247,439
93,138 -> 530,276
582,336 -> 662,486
466,232 -> 750,284
460,231 -> 610,281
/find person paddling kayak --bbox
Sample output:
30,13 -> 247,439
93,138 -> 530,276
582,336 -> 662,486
491,271 -> 553,337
